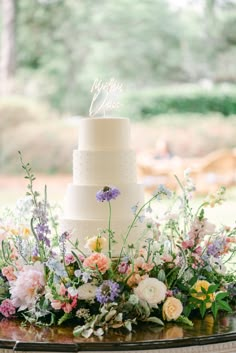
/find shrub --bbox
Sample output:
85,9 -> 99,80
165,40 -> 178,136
122,85 -> 236,120
0,96 -> 54,131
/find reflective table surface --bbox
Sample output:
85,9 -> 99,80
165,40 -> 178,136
0,312 -> 235,351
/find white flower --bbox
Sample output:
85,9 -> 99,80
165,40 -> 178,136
68,287 -> 78,297
134,278 -> 167,306
128,294 -> 139,305
78,283 -> 97,300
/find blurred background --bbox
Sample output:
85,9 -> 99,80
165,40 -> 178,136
0,0 -> 236,220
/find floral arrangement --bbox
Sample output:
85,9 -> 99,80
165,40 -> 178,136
0,154 -> 235,338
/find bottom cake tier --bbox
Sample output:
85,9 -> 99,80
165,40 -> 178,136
60,217 -> 147,256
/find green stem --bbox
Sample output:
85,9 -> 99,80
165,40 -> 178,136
118,194 -> 157,262
108,201 -> 112,259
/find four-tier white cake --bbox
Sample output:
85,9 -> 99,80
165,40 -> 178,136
62,117 -> 145,254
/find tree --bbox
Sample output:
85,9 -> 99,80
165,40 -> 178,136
0,0 -> 16,95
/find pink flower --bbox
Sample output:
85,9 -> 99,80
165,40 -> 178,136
195,246 -> 203,255
59,283 -> 67,296
118,262 -> 129,274
83,253 -> 110,274
0,299 -> 16,318
161,254 -> 173,263
51,300 -> 63,310
182,239 -> 194,249
10,262 -> 45,310
62,302 -> 73,313
65,254 -> 76,265
2,266 -> 16,281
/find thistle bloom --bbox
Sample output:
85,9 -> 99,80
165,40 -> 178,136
96,280 -> 120,304
96,186 -> 120,202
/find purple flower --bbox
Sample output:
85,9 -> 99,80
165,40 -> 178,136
96,280 -> 120,304
96,186 -> 120,202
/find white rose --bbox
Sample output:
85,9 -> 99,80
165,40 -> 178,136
134,278 -> 167,306
78,283 -> 97,300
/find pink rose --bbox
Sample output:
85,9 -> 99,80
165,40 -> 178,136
83,253 -> 110,274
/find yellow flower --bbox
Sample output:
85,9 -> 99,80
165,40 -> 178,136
191,280 -> 215,308
85,236 -> 107,252
162,297 -> 183,321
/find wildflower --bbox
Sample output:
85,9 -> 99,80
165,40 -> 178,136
96,280 -> 120,304
134,278 -> 167,306
74,269 -> 92,283
76,308 -> 91,320
78,283 -> 97,300
0,299 -> 16,318
155,184 -> 172,199
83,253 -> 110,274
85,236 -> 107,252
96,186 -> 120,202
118,261 -> 129,274
2,265 -> 16,281
65,253 -> 76,265
162,297 -> 183,321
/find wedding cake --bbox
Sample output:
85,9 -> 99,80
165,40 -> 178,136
62,117 -> 145,254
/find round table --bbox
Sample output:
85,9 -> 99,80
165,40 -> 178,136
0,313 -> 236,353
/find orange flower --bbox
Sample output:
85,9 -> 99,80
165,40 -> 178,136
83,253 -> 110,274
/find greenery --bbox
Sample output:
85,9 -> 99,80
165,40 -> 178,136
123,85 -> 236,120
0,0 -> 236,115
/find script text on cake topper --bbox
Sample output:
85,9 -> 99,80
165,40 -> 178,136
89,78 -> 123,117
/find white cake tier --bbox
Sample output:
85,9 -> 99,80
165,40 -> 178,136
73,149 -> 137,185
61,218 -> 147,256
63,183 -> 144,220
78,117 -> 131,151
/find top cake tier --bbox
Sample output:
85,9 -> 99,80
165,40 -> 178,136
78,117 -> 131,151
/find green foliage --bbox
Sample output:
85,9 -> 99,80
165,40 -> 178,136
4,0 -> 235,114
122,85 -> 236,120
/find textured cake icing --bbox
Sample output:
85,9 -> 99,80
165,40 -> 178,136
62,117 -> 145,254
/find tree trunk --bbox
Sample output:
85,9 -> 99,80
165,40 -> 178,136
0,0 -> 16,95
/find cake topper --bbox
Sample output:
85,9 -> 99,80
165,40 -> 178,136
89,78 -> 123,117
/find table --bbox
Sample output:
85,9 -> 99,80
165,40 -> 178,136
0,313 -> 235,353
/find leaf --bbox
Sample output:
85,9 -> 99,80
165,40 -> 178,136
215,292 -> 229,301
145,317 -> 164,326
217,300 -> 232,313
82,328 -> 94,338
176,315 -> 194,326
200,301 -> 206,318
211,301 -> 218,319
124,320 -> 132,331
207,284 -> 218,294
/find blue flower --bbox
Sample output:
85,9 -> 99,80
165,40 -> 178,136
155,184 -> 172,199
96,280 -> 120,304
96,186 -> 120,202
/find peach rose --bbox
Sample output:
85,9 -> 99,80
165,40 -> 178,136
162,297 -> 183,321
134,277 -> 167,306
83,253 -> 110,274
191,280 -> 215,308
